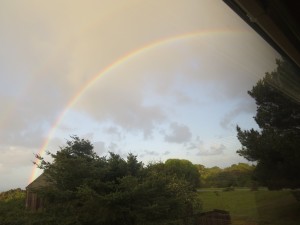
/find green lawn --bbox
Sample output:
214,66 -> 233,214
198,189 -> 300,225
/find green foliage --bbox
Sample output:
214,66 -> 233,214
35,136 -> 100,191
197,163 -> 254,188
0,189 -> 35,225
31,136 -> 202,225
0,189 -> 26,224
165,159 -> 200,189
0,188 -> 25,202
236,59 -> 300,189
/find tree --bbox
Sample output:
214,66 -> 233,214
140,162 -> 202,224
196,164 -> 254,188
36,136 -> 100,191
236,59 -> 300,189
196,166 -> 222,188
165,159 -> 200,189
34,136 -> 202,224
212,163 -> 254,188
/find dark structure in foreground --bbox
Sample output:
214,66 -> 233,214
26,173 -> 49,211
196,209 -> 231,225
223,0 -> 300,69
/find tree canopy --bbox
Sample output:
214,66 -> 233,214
34,136 -> 202,225
236,59 -> 300,189
196,163 -> 254,188
165,159 -> 200,189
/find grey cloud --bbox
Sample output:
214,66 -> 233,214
108,143 -> 118,152
105,126 -> 120,134
144,150 -> 159,156
220,101 -> 256,129
187,142 -> 200,150
173,91 -> 192,104
76,75 -> 167,138
0,74 -> 71,149
93,141 -> 106,155
188,139 -> 225,156
93,142 -> 125,157
82,132 -> 94,140
0,146 -> 34,172
0,124 -> 45,149
108,104 -> 166,139
209,144 -> 226,155
196,144 -> 226,156
163,151 -> 170,155
104,126 -> 123,141
46,137 -> 66,152
106,142 -> 127,158
140,150 -> 159,158
165,122 -> 192,143
187,139 -> 204,151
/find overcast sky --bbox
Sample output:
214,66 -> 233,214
0,0 -> 280,191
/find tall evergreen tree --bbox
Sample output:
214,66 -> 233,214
237,59 -> 300,189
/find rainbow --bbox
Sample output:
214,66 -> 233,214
29,29 -> 248,182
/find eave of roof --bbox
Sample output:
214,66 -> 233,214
223,0 -> 300,69
26,173 -> 50,190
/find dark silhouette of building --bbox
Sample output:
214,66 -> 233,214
26,173 -> 50,211
196,209 -> 231,225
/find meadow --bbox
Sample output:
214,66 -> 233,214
198,189 -> 300,225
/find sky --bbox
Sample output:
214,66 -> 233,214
0,0 -> 280,191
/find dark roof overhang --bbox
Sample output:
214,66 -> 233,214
223,0 -> 300,69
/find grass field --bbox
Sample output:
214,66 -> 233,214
198,189 -> 300,225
